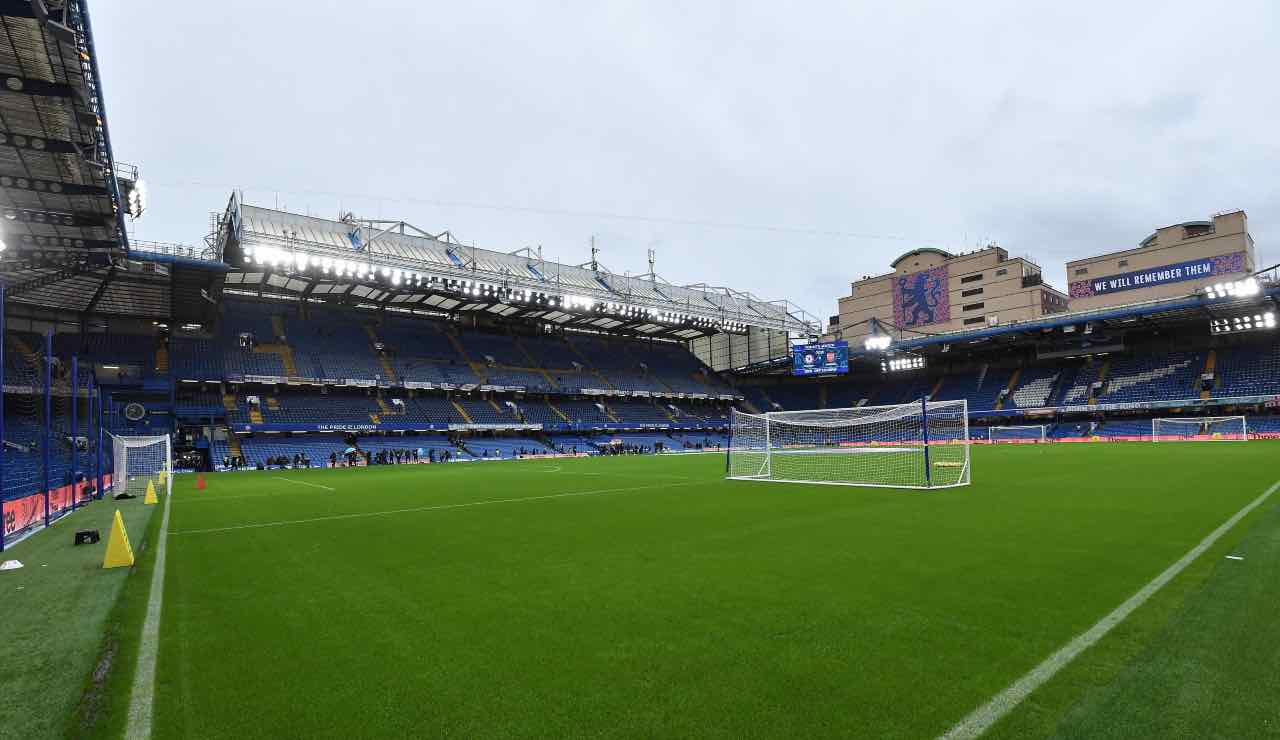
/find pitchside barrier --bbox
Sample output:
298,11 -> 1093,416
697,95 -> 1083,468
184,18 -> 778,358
0,319 -> 113,552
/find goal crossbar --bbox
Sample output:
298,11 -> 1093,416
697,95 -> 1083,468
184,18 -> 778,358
111,434 -> 173,497
1151,416 -> 1247,442
726,399 -> 970,489
988,425 -> 1048,444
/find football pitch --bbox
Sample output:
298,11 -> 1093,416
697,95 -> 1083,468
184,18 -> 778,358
118,442 -> 1279,738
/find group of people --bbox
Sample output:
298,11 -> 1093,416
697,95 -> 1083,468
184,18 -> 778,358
225,434 -> 725,471
600,442 -> 655,455
329,447 -> 448,467
266,453 -> 311,468
678,438 -> 723,451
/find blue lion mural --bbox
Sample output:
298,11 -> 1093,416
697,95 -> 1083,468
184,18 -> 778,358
892,265 -> 950,328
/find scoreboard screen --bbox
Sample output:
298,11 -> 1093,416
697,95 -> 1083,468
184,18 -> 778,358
792,341 -> 849,377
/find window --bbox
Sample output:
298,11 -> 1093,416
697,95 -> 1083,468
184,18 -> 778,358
995,268 -> 1008,276
960,273 -> 984,284
963,302 -> 985,312
963,316 -> 986,325
1074,268 -> 1088,276
1118,259 -> 1129,267
961,288 -> 983,297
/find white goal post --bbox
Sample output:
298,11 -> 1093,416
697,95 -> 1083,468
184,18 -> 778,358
988,425 -> 1048,444
726,399 -> 970,489
111,434 -> 173,497
1151,416 -> 1247,442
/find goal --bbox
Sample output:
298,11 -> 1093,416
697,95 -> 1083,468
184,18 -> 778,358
112,434 -> 173,497
988,425 -> 1047,444
726,399 -> 969,489
1151,416 -> 1247,442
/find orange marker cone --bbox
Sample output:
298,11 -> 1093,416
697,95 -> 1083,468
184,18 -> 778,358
196,473 -> 206,491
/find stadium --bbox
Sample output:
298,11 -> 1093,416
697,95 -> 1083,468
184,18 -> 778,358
2,3 -> 1280,739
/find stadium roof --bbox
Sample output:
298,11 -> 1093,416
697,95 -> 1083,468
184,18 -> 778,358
0,240 -> 226,323
0,0 -> 130,260
0,1 -> 224,324
215,194 -> 819,340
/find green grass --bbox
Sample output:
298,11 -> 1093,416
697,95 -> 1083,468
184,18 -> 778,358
1047,481 -> 1280,739
0,495 -> 156,740
115,443 -> 1280,738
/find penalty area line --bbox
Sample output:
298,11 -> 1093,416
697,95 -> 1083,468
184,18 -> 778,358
939,477 -> 1280,740
170,481 -> 701,536
271,476 -> 336,491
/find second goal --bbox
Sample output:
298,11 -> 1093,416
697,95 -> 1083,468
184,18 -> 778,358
726,399 -> 970,489
987,425 -> 1048,444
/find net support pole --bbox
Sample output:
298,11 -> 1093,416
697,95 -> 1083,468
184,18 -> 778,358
95,385 -> 104,499
0,282 -> 5,552
763,410 -> 772,478
43,329 -> 51,526
921,397 -> 932,488
725,408 -> 733,475
70,355 -> 78,511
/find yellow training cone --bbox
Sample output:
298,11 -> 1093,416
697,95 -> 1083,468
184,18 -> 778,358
102,510 -> 134,568
158,469 -> 168,484
144,479 -> 158,505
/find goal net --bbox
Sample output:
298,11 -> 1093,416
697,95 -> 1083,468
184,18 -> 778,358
112,434 -> 173,497
726,399 -> 969,489
1152,416 -> 1247,442
988,425 -> 1047,444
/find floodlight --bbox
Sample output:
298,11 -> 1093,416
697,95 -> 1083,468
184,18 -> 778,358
1210,310 -> 1277,335
1206,277 -> 1262,299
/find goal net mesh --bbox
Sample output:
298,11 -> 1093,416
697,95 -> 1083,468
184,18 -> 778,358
988,425 -> 1047,444
727,399 -> 969,488
1152,416 -> 1247,442
112,434 -> 172,497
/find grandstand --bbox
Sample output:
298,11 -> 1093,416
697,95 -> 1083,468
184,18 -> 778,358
1,8 -> 1279,737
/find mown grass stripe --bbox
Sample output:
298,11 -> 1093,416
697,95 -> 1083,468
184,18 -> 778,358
125,490 -> 174,740
170,481 -> 700,536
939,477 -> 1280,740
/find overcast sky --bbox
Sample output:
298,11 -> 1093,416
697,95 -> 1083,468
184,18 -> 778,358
92,1 -> 1280,322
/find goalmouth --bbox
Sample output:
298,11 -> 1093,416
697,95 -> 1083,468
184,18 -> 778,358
111,434 -> 173,498
726,399 -> 970,489
988,425 -> 1048,444
1151,416 -> 1248,442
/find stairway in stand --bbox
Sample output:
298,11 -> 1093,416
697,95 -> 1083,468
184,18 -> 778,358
546,398 -> 570,422
451,399 -> 474,424
444,331 -> 488,383
366,326 -> 398,383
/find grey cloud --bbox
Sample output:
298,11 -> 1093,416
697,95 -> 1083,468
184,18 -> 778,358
93,0 -> 1279,321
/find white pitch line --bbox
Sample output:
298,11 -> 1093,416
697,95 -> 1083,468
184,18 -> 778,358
171,481 -> 700,536
174,490 -> 324,504
271,476 -> 336,491
125,491 -> 173,740
939,477 -> 1280,740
